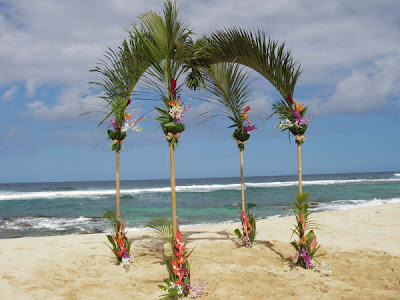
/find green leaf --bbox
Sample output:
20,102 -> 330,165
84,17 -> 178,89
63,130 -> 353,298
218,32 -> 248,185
234,228 -> 243,238
291,241 -> 299,251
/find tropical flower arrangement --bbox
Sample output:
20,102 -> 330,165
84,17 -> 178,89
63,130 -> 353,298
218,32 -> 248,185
104,210 -> 133,270
146,217 -> 205,299
290,193 -> 323,269
234,203 -> 257,247
273,94 -> 310,145
155,79 -> 191,149
108,99 -> 144,151
232,105 -> 257,150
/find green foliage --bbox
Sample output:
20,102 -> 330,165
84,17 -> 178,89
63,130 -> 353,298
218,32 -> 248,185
272,99 -> 308,137
103,210 -> 132,264
201,63 -> 251,126
197,27 -> 301,100
89,39 -> 147,139
290,193 -> 324,268
146,216 -> 174,253
234,203 -> 257,247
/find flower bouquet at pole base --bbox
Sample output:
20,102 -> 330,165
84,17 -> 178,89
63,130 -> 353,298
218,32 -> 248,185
103,210 -> 133,270
290,193 -> 324,269
273,94 -> 310,145
234,203 -> 257,248
146,217 -> 205,299
232,106 -> 257,150
155,78 -> 191,149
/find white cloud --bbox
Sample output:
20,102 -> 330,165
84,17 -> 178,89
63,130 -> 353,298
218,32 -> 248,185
1,85 -> 17,101
0,0 -> 399,116
26,88 -> 104,121
310,53 -> 400,114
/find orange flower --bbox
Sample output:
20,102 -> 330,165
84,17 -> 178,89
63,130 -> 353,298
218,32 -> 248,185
167,98 -> 180,107
124,112 -> 131,119
295,103 -> 304,111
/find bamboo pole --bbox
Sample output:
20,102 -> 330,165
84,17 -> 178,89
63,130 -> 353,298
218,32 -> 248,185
240,149 -> 245,213
169,143 -> 178,235
116,150 -> 121,222
297,144 -> 303,194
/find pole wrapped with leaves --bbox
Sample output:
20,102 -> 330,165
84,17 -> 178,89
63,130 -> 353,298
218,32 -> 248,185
90,38 -> 146,222
273,94 -> 310,193
290,193 -> 323,269
202,63 -> 257,247
128,0 -> 198,236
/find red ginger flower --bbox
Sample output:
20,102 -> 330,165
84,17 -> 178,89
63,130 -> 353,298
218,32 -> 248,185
287,94 -> 295,106
311,236 -> 317,250
170,79 -> 177,100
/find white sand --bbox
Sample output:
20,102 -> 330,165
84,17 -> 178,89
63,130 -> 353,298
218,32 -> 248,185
1,203 -> 399,299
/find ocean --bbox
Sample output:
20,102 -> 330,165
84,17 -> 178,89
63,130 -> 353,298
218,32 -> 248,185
0,171 -> 399,239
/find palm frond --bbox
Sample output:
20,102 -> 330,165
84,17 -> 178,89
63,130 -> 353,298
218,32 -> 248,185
201,62 -> 252,127
197,27 -> 302,103
129,0 -> 194,101
146,216 -> 173,253
89,38 -> 149,128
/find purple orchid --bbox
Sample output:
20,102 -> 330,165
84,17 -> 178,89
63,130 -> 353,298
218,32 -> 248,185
300,248 -> 313,269
110,118 -> 119,131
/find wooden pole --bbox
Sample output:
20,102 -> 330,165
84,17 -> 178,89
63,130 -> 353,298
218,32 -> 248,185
169,143 -> 178,235
297,143 -> 303,195
240,149 -> 245,213
116,150 -> 121,222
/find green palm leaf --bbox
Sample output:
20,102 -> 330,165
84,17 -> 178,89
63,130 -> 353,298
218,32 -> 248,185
202,63 -> 252,127
196,27 -> 301,104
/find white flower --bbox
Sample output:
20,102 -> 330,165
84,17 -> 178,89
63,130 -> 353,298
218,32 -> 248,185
275,119 -> 294,131
122,257 -> 130,266
121,120 -> 143,132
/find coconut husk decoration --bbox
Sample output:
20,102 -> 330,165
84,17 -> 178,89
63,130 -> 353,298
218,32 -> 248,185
233,128 -> 250,150
108,130 -> 127,152
161,121 -> 185,149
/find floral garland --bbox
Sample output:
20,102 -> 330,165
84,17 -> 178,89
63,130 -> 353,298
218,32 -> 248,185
104,210 -> 134,270
107,99 -> 144,151
232,106 -> 257,150
274,95 -> 310,145
156,79 -> 191,149
290,193 -> 323,269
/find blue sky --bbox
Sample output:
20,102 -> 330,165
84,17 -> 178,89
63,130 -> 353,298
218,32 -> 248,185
0,0 -> 399,183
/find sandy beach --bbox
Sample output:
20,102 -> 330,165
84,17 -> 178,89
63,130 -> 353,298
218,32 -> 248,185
1,203 -> 399,299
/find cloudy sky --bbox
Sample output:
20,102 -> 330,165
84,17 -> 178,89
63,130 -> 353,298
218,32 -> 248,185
0,0 -> 399,183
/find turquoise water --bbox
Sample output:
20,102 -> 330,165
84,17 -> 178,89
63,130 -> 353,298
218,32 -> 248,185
0,171 -> 399,238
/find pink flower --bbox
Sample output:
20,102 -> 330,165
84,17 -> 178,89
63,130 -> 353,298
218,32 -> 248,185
311,236 -> 317,250
244,124 -> 257,132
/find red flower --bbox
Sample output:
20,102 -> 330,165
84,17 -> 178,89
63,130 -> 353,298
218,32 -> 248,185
171,79 -> 177,100
287,94 -> 295,106
243,106 -> 250,113
125,99 -> 131,108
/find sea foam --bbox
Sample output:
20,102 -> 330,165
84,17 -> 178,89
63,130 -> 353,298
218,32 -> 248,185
1,178 -> 400,201
310,197 -> 400,211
